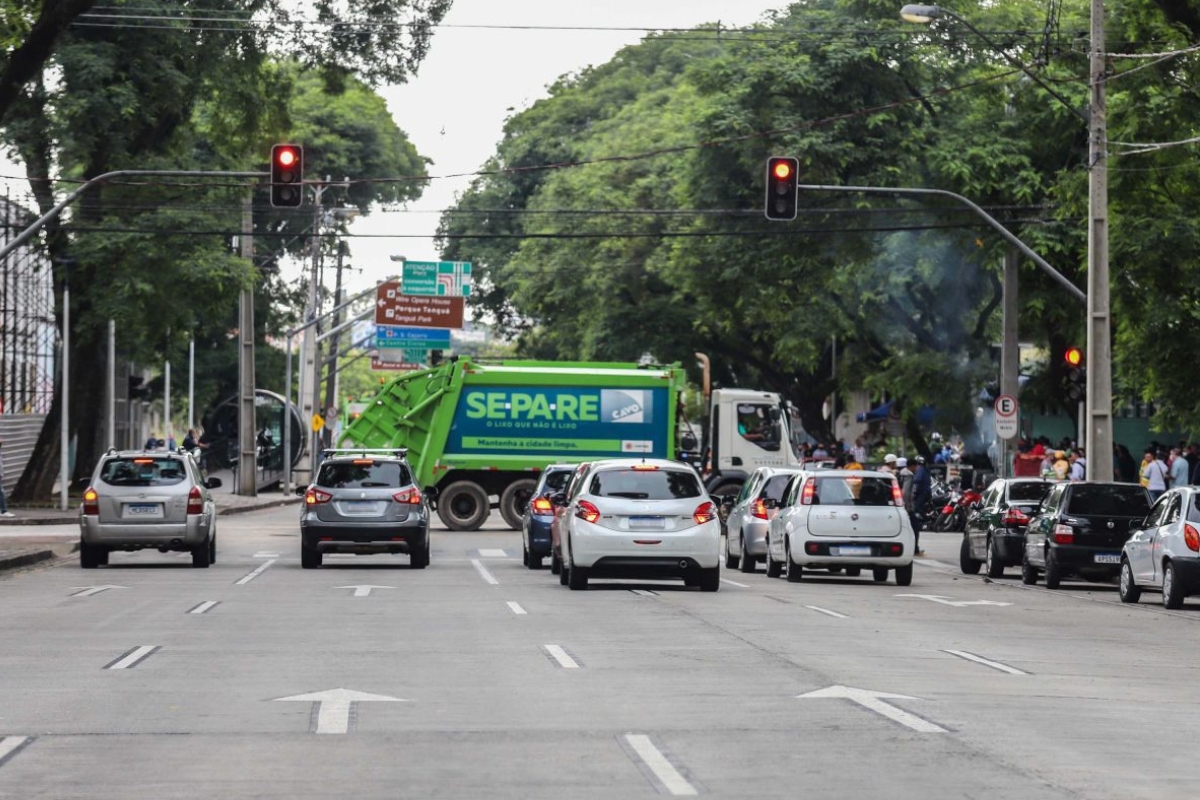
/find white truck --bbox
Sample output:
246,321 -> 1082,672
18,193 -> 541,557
699,387 -> 802,497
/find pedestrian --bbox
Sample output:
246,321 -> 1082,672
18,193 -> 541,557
1052,450 -> 1070,481
1170,446 -> 1189,491
1142,448 -> 1169,502
0,435 -> 14,518
144,432 -> 160,450
896,456 -> 914,509
1068,449 -> 1086,481
880,453 -> 897,475
911,456 -> 932,556
1116,444 -> 1138,483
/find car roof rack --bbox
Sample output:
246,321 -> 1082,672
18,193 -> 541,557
321,448 -> 409,459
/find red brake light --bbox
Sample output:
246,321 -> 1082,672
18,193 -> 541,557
392,487 -> 422,505
630,465 -> 660,471
1003,507 -> 1030,526
187,485 -> 203,515
1186,524 -> 1200,553
1052,523 -> 1074,544
305,487 -> 333,505
694,501 -> 717,525
133,458 -> 154,464
532,497 -> 553,514
576,500 -> 601,523
801,478 -> 817,505
752,499 -> 768,520
83,488 -> 99,516
891,481 -> 904,507
353,459 -> 374,465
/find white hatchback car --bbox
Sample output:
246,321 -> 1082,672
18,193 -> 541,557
557,458 -> 721,591
766,469 -> 915,585
1120,486 -> 1200,609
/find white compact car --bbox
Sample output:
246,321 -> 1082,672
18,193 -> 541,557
766,469 -> 915,585
557,458 -> 721,591
1120,486 -> 1200,609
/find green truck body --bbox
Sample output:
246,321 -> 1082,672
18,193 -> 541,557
339,358 -> 687,530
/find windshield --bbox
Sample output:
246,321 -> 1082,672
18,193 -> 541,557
100,457 -> 188,487
1008,482 -> 1051,503
541,469 -> 573,494
317,461 -> 411,489
811,476 -> 896,507
1066,485 -> 1151,516
589,468 -> 702,500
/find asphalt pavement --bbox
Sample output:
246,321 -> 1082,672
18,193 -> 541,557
2,511 -> 1198,799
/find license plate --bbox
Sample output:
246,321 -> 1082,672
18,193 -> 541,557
1094,553 -> 1121,564
125,503 -> 162,518
341,501 -> 387,515
837,546 -> 871,557
629,516 -> 666,530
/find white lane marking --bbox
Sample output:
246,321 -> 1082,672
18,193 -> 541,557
631,589 -> 658,597
720,578 -> 749,588
0,736 -> 33,767
797,685 -> 947,733
273,688 -> 406,735
252,551 -> 280,558
942,649 -> 1028,675
623,734 -> 699,797
187,601 -> 219,615
335,585 -> 395,598
914,558 -> 953,569
70,585 -> 127,597
506,601 -> 527,615
805,605 -> 848,619
896,593 -> 1012,607
543,644 -> 580,669
471,558 -> 499,585
235,559 -> 276,585
478,548 -> 507,558
104,645 -> 160,670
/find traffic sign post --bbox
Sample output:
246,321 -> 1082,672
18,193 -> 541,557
994,394 -> 1019,441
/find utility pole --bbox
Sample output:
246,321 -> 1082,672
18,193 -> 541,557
1086,0 -> 1113,480
321,241 -> 348,450
999,247 -> 1020,478
238,195 -> 257,495
107,319 -> 115,449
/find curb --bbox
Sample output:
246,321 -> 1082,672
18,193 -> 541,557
0,549 -> 56,571
0,496 -> 301,526
220,497 -> 303,516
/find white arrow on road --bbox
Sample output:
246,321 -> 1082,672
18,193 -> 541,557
273,688 -> 407,734
895,593 -> 1012,607
797,685 -> 947,733
70,585 -> 127,597
335,585 -> 395,598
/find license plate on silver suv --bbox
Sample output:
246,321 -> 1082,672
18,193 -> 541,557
125,503 -> 162,518
1094,553 -> 1121,564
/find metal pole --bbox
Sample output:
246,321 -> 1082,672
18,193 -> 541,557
322,243 -> 347,450
997,247 -> 1021,478
59,274 -> 69,511
830,335 -> 837,444
107,319 -> 115,449
1086,0 -> 1113,480
187,336 -> 194,433
295,185 -> 326,487
164,360 -> 171,448
238,196 -> 257,496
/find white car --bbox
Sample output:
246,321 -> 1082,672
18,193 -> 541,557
558,458 -> 721,591
1120,486 -> 1200,609
766,469 -> 915,585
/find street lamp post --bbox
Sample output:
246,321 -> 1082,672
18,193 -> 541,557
900,3 -> 1112,479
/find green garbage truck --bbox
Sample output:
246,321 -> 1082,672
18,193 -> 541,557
339,358 -> 689,531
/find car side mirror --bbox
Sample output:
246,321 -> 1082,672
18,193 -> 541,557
204,477 -> 223,490
763,498 -> 779,510
294,485 -> 308,497
551,492 -> 567,507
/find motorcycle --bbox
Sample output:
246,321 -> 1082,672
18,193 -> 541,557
930,482 -> 982,532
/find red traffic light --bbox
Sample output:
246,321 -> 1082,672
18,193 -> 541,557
275,147 -> 298,168
764,156 -> 799,221
772,161 -> 792,180
270,144 -> 304,208
1064,346 -> 1083,367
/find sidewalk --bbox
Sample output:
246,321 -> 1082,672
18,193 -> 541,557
0,471 -> 301,572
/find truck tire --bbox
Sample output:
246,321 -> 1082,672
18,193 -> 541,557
437,481 -> 490,531
499,479 -> 537,531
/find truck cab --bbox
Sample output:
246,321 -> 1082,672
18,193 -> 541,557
703,388 -> 800,497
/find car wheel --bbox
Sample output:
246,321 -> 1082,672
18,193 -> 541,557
1118,559 -> 1141,604
698,567 -> 721,592
1044,549 -> 1061,590
522,543 -> 529,567
985,537 -> 1004,578
739,539 -> 756,574
724,535 -> 740,570
568,563 -> 589,591
528,552 -> 543,569
894,564 -> 914,586
786,545 -> 803,583
191,537 -> 212,568
301,544 -> 322,569
765,540 -> 782,578
1162,561 -> 1184,609
1021,557 -> 1038,585
845,567 -> 862,577
551,552 -> 562,575
209,532 -> 217,565
872,568 -> 889,583
959,537 -> 982,575
437,481 -> 490,531
499,479 -> 537,531
410,541 -> 430,569
80,542 -> 103,569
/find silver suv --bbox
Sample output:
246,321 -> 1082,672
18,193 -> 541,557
300,449 -> 431,569
79,449 -> 222,568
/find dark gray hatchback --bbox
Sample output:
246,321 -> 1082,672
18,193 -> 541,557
300,449 -> 431,569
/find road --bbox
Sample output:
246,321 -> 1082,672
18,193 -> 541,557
1,507 -> 1197,798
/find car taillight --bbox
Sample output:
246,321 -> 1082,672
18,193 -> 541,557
532,496 -> 553,515
83,488 -> 99,516
576,500 -> 601,523
891,481 -> 904,507
1003,507 -> 1030,526
1052,523 -> 1074,544
801,478 -> 817,505
305,488 -> 333,506
694,501 -> 717,525
752,499 -> 768,520
392,487 -> 422,505
187,486 -> 204,515
1186,524 -> 1200,553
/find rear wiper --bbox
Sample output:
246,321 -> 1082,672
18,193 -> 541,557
360,482 -> 391,487
608,492 -> 649,499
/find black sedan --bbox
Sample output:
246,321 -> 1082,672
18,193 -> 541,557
960,477 -> 1053,578
1022,481 -> 1152,589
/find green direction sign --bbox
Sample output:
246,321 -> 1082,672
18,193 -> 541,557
375,346 -> 431,362
401,261 -> 472,297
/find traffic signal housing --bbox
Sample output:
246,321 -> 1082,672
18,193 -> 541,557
1064,347 -> 1085,402
270,144 -> 304,207
764,156 -> 799,221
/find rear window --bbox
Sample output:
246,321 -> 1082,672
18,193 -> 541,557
1008,482 -> 1051,503
317,460 -> 411,489
589,468 -> 702,500
1066,485 -> 1151,516
811,476 -> 896,507
1188,495 -> 1200,524
541,469 -> 573,494
100,457 -> 188,487
759,474 -> 795,503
